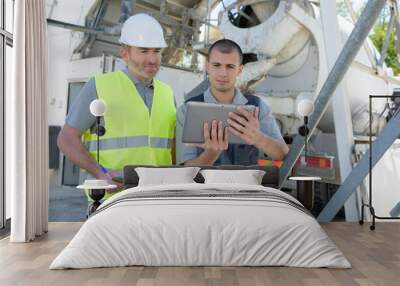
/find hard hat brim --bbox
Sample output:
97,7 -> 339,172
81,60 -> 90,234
119,39 -> 168,49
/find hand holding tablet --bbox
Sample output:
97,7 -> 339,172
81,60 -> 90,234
182,102 -> 258,145
186,119 -> 229,154
227,106 -> 261,146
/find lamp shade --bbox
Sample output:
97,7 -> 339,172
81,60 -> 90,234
297,99 -> 314,117
89,99 -> 107,117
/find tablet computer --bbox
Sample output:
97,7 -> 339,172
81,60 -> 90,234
182,101 -> 256,144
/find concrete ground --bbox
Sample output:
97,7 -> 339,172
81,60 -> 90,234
49,184 -> 87,222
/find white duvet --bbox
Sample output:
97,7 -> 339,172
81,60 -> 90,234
50,183 -> 351,269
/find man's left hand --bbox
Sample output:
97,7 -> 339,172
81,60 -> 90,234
227,107 -> 262,146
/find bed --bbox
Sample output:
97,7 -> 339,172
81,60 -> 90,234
50,165 -> 351,269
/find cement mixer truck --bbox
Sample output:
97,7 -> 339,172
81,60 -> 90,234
186,0 -> 400,219
201,0 -> 396,138
46,0 -> 400,220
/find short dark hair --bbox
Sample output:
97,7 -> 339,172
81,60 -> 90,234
207,39 -> 243,64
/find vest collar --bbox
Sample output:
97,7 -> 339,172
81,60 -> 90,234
122,67 -> 154,88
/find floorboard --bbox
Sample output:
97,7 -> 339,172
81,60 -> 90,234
0,222 -> 399,286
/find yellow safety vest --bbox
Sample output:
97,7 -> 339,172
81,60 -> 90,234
82,70 -> 176,199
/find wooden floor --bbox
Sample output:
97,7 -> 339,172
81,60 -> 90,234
0,222 -> 399,286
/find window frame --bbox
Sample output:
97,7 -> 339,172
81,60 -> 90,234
1,0 -> 13,232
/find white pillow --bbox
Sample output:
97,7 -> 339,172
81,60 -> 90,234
200,169 -> 266,185
135,167 -> 201,186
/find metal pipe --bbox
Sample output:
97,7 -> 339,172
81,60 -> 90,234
95,38 -> 121,47
318,98 -> 400,222
369,96 -> 372,207
378,7 -> 395,67
0,29 -> 12,41
205,0 -> 211,48
392,1 -> 400,59
278,0 -> 387,189
92,0 -> 108,28
85,0 -> 109,56
119,0 -> 135,23
46,18 -> 118,36
47,0 -> 58,19
344,0 -> 378,68
47,20 -> 105,36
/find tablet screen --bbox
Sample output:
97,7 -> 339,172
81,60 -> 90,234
182,101 -> 256,144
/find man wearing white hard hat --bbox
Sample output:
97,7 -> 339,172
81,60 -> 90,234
58,13 -> 176,200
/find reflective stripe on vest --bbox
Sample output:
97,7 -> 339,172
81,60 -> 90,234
87,136 -> 173,151
83,70 -> 176,172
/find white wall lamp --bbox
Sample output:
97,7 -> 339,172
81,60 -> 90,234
77,99 -> 115,216
289,99 -> 321,210
90,99 -> 107,162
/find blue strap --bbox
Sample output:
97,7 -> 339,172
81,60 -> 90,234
185,94 -> 204,103
244,94 -> 260,107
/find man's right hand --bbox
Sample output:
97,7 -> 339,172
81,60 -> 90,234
187,120 -> 229,161
96,171 -> 124,193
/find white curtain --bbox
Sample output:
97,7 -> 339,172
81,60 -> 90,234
8,0 -> 49,242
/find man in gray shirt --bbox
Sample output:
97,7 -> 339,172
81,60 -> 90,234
177,39 -> 288,166
57,14 -> 177,199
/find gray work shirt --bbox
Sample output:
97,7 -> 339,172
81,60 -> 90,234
66,68 -> 155,132
176,88 -> 285,165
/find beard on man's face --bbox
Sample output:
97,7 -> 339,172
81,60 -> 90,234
128,60 -> 159,80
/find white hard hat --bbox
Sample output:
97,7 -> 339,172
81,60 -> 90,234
119,13 -> 167,48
